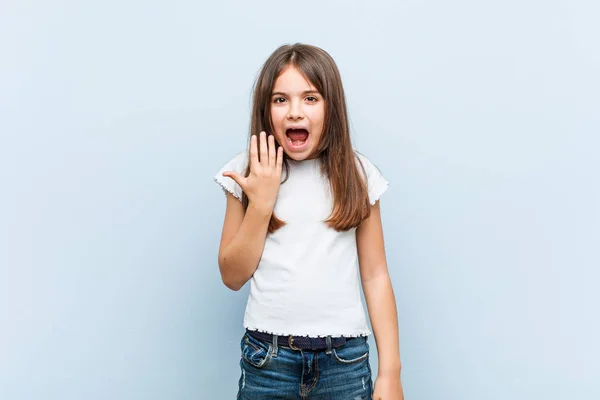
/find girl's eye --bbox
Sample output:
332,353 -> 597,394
273,97 -> 286,103
306,96 -> 318,102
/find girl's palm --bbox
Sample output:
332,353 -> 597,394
222,132 -> 283,212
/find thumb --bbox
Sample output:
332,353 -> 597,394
222,171 -> 245,189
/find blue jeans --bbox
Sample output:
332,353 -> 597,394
237,331 -> 374,399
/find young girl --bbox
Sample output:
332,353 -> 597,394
214,43 -> 404,400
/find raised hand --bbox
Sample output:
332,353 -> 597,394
222,131 -> 284,214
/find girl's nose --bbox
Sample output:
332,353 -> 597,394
287,100 -> 304,120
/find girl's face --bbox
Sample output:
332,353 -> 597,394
270,65 -> 325,161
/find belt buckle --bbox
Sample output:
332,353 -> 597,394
288,336 -> 301,350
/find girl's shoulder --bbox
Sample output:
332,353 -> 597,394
213,150 -> 248,201
220,149 -> 248,169
353,150 -> 389,205
354,150 -> 379,171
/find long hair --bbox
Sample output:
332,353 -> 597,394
243,43 -> 371,233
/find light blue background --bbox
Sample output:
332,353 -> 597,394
1,0 -> 598,399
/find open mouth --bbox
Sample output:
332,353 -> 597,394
285,128 -> 309,148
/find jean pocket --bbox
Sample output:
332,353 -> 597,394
240,333 -> 272,369
332,337 -> 369,364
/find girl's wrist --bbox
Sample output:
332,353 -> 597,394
378,362 -> 402,378
247,200 -> 274,217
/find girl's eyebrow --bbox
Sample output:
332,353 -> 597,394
271,90 -> 320,96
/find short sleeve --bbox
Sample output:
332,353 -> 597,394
355,151 -> 389,205
213,150 -> 248,202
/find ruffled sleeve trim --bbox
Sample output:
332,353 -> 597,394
355,151 -> 389,205
213,150 -> 248,202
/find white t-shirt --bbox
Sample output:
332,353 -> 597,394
214,150 -> 389,337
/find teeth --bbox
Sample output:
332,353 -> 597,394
287,137 -> 306,146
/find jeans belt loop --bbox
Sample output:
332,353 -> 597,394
272,334 -> 278,358
326,336 -> 332,355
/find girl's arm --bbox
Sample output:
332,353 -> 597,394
218,133 -> 283,291
357,200 -> 404,399
218,192 -> 272,291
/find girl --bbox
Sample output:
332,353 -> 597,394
214,43 -> 404,400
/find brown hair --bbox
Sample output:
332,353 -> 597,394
242,43 -> 371,232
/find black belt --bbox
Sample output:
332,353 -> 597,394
247,329 -> 349,351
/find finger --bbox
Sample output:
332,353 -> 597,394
249,135 -> 259,169
268,134 -> 276,166
276,146 -> 283,174
259,131 -> 268,165
222,171 -> 245,189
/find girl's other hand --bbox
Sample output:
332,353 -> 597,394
222,131 -> 283,214
373,375 -> 404,399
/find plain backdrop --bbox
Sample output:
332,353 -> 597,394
1,0 -> 598,399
